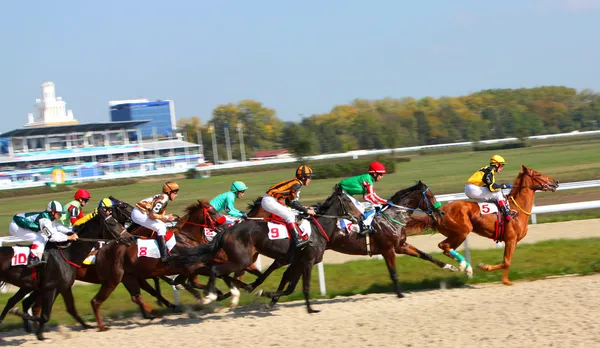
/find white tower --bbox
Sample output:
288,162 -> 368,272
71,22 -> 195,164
27,81 -> 77,126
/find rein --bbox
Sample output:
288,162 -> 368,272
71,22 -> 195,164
59,249 -> 81,268
509,196 -> 532,216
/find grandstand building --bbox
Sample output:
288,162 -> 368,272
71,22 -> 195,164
0,83 -> 203,189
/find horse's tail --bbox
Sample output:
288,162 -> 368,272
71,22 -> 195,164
404,215 -> 437,236
172,231 -> 225,265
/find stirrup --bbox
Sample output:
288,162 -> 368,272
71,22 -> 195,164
295,238 -> 309,249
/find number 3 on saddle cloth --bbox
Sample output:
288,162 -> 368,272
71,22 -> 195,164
478,202 -> 506,243
267,217 -> 312,241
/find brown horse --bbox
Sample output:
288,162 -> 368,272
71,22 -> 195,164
90,200 -> 225,331
404,165 -> 559,285
244,181 -> 457,300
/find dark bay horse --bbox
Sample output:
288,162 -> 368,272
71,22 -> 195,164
244,181 -> 457,300
405,166 -> 559,285
90,200 -> 226,331
0,210 -> 125,340
177,192 -> 364,313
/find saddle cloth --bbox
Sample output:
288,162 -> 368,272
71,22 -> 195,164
267,220 -> 311,241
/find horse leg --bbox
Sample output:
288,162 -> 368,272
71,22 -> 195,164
0,287 -> 32,327
380,248 -> 404,298
140,278 -> 177,309
121,275 -> 160,320
478,236 -> 517,285
203,262 -> 247,305
438,235 -> 473,278
91,281 -> 120,332
262,264 -> 301,304
20,290 -> 37,333
301,261 -> 319,314
35,288 -> 58,341
220,277 -> 241,308
249,260 -> 281,291
396,243 -> 459,272
61,288 -> 93,329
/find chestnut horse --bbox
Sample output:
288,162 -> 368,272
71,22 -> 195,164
90,200 -> 225,331
404,166 -> 559,285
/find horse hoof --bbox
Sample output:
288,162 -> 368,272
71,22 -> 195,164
502,280 -> 513,286
201,292 -> 218,305
98,327 -> 110,332
254,289 -> 264,297
477,263 -> 488,271
444,264 -> 459,272
466,265 -> 474,278
307,308 -> 321,314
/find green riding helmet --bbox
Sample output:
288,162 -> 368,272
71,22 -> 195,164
230,181 -> 248,193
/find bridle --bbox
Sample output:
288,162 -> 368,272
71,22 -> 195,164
183,205 -> 223,230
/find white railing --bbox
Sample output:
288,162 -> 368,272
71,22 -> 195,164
195,130 -> 600,173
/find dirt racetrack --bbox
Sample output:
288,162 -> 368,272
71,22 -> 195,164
1,274 -> 599,348
1,219 -> 599,348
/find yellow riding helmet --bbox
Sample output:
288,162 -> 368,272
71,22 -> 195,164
490,155 -> 506,166
98,198 -> 113,209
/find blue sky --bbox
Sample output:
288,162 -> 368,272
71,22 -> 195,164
2,0 -> 599,133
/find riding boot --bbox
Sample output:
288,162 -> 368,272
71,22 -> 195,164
497,200 -> 517,221
157,236 -> 171,262
358,219 -> 371,235
287,222 -> 309,250
27,253 -> 46,268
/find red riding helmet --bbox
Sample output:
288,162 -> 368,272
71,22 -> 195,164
74,189 -> 91,200
368,161 -> 387,174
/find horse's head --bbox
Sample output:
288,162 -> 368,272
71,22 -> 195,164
74,209 -> 126,241
184,200 -> 227,230
389,180 -> 443,219
317,191 -> 361,220
108,196 -> 134,225
519,166 -> 559,192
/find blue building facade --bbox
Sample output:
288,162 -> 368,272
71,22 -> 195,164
110,101 -> 175,138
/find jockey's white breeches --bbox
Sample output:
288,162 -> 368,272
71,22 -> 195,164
261,195 -> 295,223
464,184 -> 504,202
9,222 -> 46,258
131,207 -> 167,237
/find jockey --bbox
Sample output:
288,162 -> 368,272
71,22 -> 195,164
60,188 -> 91,226
9,201 -> 78,268
335,161 -> 392,234
210,181 -> 248,225
73,198 -> 114,227
261,165 -> 316,249
131,181 -> 179,262
465,155 -> 517,221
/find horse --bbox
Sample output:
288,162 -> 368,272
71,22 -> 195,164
89,199 -> 227,331
176,191 -> 366,313
245,181 -> 457,304
19,197 -> 179,333
404,165 -> 559,285
0,208 -> 126,340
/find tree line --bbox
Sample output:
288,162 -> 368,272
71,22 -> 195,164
177,86 -> 600,161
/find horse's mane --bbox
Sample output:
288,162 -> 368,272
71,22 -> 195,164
184,199 -> 212,216
389,180 -> 424,202
247,196 -> 263,211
